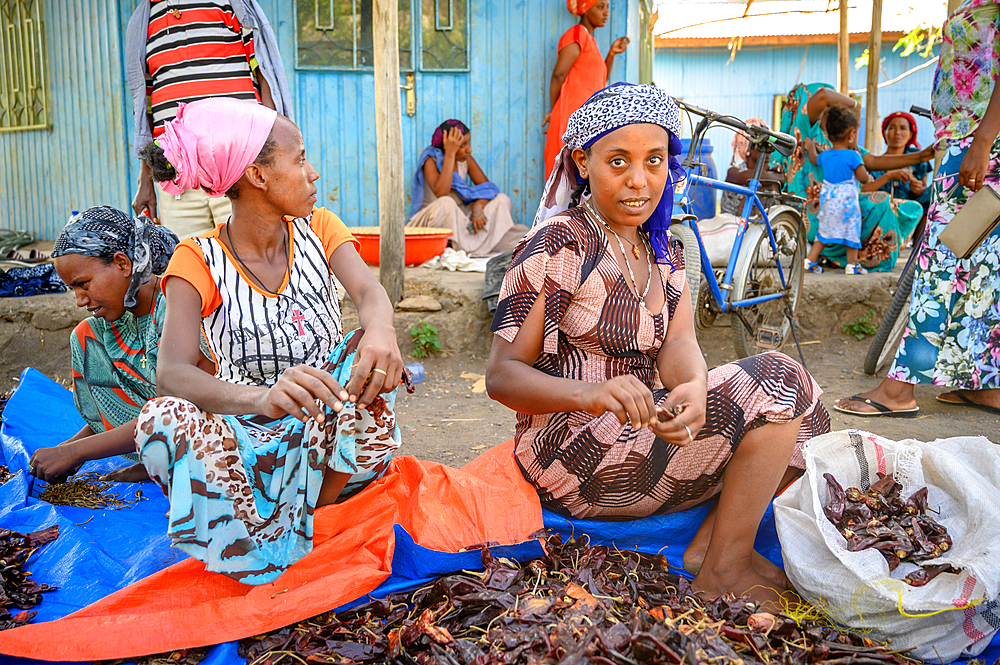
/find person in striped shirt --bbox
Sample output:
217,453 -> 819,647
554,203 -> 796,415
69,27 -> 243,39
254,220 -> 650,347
125,0 -> 292,239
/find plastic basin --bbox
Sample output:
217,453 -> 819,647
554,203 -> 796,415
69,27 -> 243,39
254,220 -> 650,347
351,226 -> 453,267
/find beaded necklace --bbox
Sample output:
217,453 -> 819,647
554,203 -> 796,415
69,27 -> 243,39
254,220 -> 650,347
584,201 -> 652,300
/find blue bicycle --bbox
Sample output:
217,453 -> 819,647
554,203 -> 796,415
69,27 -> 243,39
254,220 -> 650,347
670,101 -> 808,359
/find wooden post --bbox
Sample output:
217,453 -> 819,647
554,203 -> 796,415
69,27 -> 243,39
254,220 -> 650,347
865,0 -> 883,150
837,0 -> 849,93
373,0 -> 404,304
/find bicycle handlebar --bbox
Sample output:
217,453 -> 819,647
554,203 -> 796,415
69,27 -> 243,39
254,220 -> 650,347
909,105 -> 932,120
674,99 -> 798,157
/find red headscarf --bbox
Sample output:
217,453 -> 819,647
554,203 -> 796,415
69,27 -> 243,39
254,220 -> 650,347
881,111 -> 920,149
567,0 -> 599,16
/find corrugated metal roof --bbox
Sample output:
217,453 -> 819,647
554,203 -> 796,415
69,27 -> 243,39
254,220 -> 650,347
654,0 -> 947,39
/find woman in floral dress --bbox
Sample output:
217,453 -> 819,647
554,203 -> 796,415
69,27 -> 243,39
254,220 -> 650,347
835,0 -> 1000,417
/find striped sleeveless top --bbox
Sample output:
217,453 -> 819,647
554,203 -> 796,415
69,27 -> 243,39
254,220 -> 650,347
166,211 -> 356,387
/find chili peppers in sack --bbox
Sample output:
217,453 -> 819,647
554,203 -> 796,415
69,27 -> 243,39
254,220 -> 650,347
822,472 -> 960,585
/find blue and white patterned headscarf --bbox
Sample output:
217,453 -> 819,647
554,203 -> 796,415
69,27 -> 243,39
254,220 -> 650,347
535,83 -> 686,264
51,206 -> 178,309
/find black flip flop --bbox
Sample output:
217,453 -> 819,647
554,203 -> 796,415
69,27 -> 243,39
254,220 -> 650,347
832,394 -> 920,418
936,391 -> 1000,416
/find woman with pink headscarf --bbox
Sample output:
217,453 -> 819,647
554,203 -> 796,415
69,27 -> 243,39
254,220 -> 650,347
542,0 -> 629,177
134,98 -> 408,584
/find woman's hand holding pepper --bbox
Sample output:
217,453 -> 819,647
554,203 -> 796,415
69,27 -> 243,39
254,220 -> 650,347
346,325 -> 404,408
650,379 -> 707,447
29,442 -> 83,483
580,375 -> 656,431
257,365 -> 348,425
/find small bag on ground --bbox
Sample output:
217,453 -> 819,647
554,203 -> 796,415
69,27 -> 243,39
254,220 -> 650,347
774,430 -> 1000,662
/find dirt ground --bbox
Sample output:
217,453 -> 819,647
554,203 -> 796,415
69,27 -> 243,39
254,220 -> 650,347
395,319 -> 1000,467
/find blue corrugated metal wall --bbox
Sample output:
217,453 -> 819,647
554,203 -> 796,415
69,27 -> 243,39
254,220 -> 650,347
2,0 -> 645,238
0,0 -> 131,238
654,43 -> 939,174
255,0 -> 643,227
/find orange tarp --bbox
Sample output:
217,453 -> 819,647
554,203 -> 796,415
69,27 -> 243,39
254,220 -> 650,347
0,441 -> 542,661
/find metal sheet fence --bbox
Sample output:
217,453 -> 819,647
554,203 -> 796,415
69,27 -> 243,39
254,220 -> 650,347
654,43 -> 939,174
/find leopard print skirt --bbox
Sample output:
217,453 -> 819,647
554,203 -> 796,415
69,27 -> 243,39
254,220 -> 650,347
136,329 -> 405,584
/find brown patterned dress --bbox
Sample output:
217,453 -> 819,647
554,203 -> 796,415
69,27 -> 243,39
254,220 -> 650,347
491,207 -> 830,519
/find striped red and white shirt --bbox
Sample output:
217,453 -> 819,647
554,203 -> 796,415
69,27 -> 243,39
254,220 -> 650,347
147,0 -> 261,137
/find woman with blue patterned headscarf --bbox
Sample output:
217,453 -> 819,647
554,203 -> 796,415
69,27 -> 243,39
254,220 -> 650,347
28,206 -> 212,483
487,83 -> 830,611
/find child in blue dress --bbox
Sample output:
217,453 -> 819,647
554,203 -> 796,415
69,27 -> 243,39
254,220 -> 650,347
803,105 -> 873,274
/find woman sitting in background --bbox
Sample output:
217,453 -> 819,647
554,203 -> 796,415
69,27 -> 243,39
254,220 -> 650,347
407,119 -> 528,258
29,206 -> 213,483
137,97 -> 407,584
867,111 -> 933,228
721,118 -> 786,216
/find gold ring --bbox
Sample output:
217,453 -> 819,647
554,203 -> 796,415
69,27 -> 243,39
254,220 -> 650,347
684,425 -> 694,443
372,368 -> 387,375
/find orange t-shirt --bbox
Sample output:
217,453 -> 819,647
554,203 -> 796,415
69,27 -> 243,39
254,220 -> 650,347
544,25 -> 608,177
163,207 -> 359,317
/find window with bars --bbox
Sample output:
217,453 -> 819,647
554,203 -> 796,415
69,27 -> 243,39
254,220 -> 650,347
296,0 -> 469,72
0,0 -> 49,132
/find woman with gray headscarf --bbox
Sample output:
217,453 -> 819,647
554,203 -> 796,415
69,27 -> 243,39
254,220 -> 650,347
487,84 -> 830,609
29,206 -> 213,483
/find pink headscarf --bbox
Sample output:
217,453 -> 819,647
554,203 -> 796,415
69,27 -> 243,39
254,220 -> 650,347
730,117 -> 769,166
156,97 -> 278,197
567,0 -> 599,16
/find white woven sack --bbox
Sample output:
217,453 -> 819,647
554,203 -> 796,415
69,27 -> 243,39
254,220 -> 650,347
774,429 -> 1000,661
695,214 -> 739,267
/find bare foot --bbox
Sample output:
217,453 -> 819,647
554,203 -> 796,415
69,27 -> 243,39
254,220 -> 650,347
684,547 -> 790,589
692,560 -> 795,612
101,463 -> 149,483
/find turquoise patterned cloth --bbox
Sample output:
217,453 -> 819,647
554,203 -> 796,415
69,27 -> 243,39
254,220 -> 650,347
70,292 -> 165,433
137,329 -> 404,584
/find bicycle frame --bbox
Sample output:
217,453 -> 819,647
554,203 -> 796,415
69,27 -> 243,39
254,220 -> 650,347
674,153 -> 790,314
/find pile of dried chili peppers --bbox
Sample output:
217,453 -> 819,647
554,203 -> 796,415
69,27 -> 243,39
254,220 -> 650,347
0,524 -> 58,631
39,472 -> 146,510
823,472 -> 959,586
0,465 -> 14,486
240,532 -> 915,665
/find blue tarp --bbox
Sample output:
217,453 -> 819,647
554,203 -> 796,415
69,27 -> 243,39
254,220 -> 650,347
0,367 -> 995,663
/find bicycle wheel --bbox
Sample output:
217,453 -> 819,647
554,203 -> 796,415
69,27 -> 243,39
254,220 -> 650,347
669,223 -> 702,320
863,258 -> 916,375
730,211 -> 806,358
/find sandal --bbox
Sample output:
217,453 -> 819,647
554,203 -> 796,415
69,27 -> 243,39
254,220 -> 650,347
844,263 -> 868,275
832,394 -> 920,418
805,260 -> 824,273
936,390 -> 1000,416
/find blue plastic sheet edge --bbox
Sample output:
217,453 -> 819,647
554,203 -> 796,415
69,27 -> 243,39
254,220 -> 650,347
0,367 -> 996,664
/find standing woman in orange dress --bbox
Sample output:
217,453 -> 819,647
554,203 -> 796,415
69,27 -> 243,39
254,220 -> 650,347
542,0 -> 629,177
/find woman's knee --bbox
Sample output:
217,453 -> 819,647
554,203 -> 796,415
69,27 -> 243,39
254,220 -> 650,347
136,397 -> 200,461
487,193 -> 512,212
